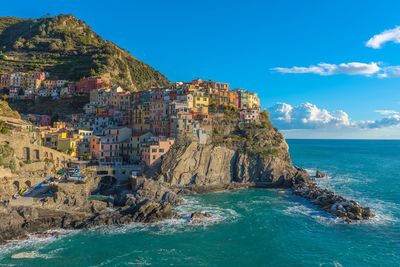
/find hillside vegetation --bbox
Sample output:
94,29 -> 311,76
0,100 -> 20,119
0,14 -> 169,91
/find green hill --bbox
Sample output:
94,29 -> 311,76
0,14 -> 169,91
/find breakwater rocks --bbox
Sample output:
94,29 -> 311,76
292,173 -> 374,223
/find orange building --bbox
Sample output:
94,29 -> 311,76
217,91 -> 239,108
140,137 -> 175,166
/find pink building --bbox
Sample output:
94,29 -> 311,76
39,115 -> 51,126
240,108 -> 260,122
89,135 -> 121,165
33,71 -> 46,81
76,77 -> 110,93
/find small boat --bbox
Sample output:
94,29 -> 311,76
57,169 -> 67,175
88,194 -> 114,203
67,173 -> 86,181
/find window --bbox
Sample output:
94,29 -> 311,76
152,155 -> 156,160
152,148 -> 157,153
159,148 -> 164,153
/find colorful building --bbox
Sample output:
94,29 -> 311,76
75,77 -> 110,93
193,92 -> 209,107
57,138 -> 79,157
140,137 -> 175,166
217,91 -> 239,108
89,135 -> 122,165
240,108 -> 261,122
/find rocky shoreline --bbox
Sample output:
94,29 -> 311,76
0,168 -> 374,245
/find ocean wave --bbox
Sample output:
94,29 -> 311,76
283,199 -> 345,225
175,196 -> 240,223
153,197 -> 240,234
10,251 -> 54,260
0,229 -> 77,260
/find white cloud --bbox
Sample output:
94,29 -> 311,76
272,62 -> 400,78
269,102 -> 400,131
374,110 -> 399,116
378,66 -> 400,78
359,114 -> 400,129
366,26 -> 400,49
272,62 -> 381,77
268,102 -> 351,129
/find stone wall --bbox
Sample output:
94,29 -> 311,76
0,132 -> 74,167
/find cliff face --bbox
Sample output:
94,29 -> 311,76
158,111 -> 303,189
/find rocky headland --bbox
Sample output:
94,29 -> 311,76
0,106 -> 374,245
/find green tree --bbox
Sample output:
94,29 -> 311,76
0,127 -> 9,134
8,159 -> 16,171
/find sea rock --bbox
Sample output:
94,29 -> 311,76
315,170 -> 326,178
292,178 -> 374,222
189,211 -> 213,224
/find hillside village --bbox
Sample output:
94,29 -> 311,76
0,71 -> 261,171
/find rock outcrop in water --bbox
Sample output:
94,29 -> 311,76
315,170 -> 327,178
292,174 -> 373,222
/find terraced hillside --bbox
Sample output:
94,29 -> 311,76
0,14 -> 169,91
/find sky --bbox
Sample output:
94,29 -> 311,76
1,0 -> 400,138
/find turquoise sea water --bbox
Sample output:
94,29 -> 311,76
1,139 -> 399,266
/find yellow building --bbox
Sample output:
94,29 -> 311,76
26,78 -> 42,91
59,132 -> 68,139
248,93 -> 260,109
194,106 -> 209,116
193,92 -> 209,108
57,138 -> 79,157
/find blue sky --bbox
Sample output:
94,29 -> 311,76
1,0 -> 400,138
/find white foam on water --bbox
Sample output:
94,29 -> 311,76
176,196 -> 240,222
90,251 -> 153,267
93,196 -> 241,236
10,251 -> 54,260
0,229 -> 77,260
284,201 -> 345,225
153,196 -> 240,235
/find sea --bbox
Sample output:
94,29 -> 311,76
0,139 -> 399,267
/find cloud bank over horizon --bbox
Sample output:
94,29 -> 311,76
268,102 -> 400,131
268,102 -> 351,129
366,26 -> 400,49
271,62 -> 400,78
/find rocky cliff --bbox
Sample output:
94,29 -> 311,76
158,111 -> 302,190
157,110 -> 373,222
